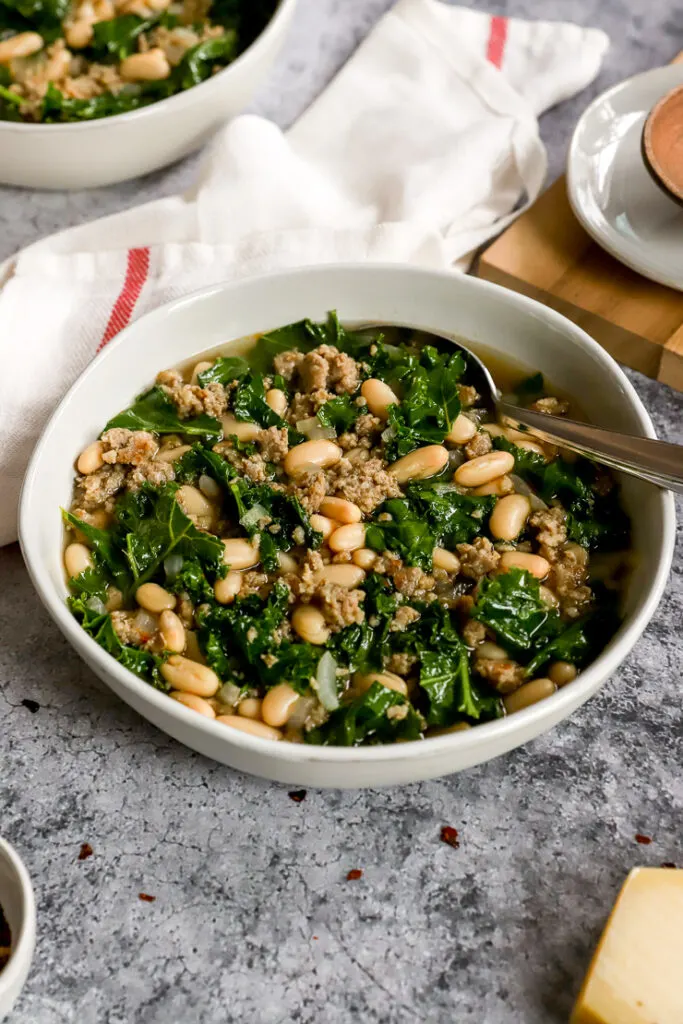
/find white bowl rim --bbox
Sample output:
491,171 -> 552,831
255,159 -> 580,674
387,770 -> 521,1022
0,0 -> 296,134
0,838 -> 35,999
19,263 -> 676,765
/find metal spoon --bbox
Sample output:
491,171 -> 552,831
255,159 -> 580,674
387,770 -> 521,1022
450,339 -> 683,494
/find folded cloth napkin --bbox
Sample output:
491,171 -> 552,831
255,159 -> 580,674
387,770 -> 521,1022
0,0 -> 608,546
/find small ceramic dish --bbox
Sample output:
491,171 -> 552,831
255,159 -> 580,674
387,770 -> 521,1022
0,840 -> 36,1022
0,0 -> 297,190
567,64 -> 683,291
19,265 -> 675,788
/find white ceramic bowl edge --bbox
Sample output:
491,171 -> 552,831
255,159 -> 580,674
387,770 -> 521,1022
0,840 -> 36,1023
19,264 -> 676,787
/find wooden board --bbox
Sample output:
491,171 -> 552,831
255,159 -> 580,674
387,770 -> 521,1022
476,52 -> 683,392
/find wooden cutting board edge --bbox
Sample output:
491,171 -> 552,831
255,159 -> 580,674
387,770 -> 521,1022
476,51 -> 683,392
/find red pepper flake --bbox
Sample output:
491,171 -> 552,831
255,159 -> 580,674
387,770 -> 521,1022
312,936 -> 319,940
346,869 -> 363,881
661,862 -> 677,869
635,833 -> 652,845
78,843 -> 93,861
288,790 -> 307,803
440,826 -> 460,848
138,893 -> 156,902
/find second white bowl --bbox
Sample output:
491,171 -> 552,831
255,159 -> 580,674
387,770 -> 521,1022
0,0 -> 297,189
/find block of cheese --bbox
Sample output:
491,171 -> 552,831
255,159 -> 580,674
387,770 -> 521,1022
571,867 -> 683,1024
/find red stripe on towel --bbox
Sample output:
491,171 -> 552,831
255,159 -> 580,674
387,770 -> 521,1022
97,246 -> 150,352
485,15 -> 508,69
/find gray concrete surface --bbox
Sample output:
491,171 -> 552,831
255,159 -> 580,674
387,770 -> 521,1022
1,1 -> 682,1021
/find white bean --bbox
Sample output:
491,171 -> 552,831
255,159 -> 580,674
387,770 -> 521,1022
265,388 -> 288,416
499,551 -> 550,580
477,641 -> 509,661
472,475 -> 514,496
65,20 -> 94,47
277,551 -> 298,574
214,571 -> 242,604
222,538 -> 260,570
548,661 -> 577,687
389,445 -> 449,483
352,548 -> 377,570
136,582 -> 175,613
504,678 -> 556,714
0,32 -> 43,61
161,656 -> 220,697
360,378 -> 399,420
159,610 -> 185,653
64,543 -> 93,578
170,691 -> 216,718
328,523 -> 366,553
445,414 -> 477,445
216,715 -> 282,741
237,697 -> 263,720
284,440 -> 342,478
489,494 -> 531,541
221,414 -> 262,443
432,548 -> 460,573
316,564 -> 366,588
291,605 -> 330,645
454,451 -> 515,487
155,444 -> 192,464
76,441 -> 104,475
319,497 -> 362,524
310,514 -> 336,540
262,683 -> 300,728
199,474 -> 221,500
354,671 -> 407,696
120,48 -> 170,81
176,484 -> 214,519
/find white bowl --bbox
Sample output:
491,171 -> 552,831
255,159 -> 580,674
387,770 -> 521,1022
0,840 -> 36,1022
19,265 -> 675,788
0,0 -> 297,189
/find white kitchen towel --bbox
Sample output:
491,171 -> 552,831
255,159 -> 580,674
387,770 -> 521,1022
0,0 -> 609,545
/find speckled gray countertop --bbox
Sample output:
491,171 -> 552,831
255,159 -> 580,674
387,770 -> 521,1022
1,2 -> 682,1022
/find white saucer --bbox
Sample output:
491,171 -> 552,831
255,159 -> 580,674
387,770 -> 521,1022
567,65 -> 683,291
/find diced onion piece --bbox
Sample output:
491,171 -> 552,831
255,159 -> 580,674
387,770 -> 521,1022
381,426 -> 396,444
447,449 -> 465,471
316,651 -> 340,711
240,503 -> 269,529
296,417 -> 337,441
134,608 -> 158,635
86,596 -> 106,614
164,553 -> 184,581
510,474 -> 547,511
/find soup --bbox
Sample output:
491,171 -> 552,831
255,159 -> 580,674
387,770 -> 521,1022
61,314 -> 631,746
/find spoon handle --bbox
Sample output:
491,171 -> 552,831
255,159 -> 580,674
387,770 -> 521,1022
497,401 -> 683,494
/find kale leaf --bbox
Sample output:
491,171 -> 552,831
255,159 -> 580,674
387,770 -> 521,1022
196,356 -> 250,388
471,567 -> 557,653
62,509 -> 132,592
41,82 -> 149,122
365,498 -> 435,570
515,372 -> 545,402
89,14 -> 157,59
175,31 -> 238,89
114,483 -> 225,595
381,345 -> 466,460
231,370 -> 303,444
0,0 -> 67,26
105,386 -> 222,438
317,395 -> 360,433
365,486 -> 494,569
70,605 -> 166,689
306,682 -> 424,747
493,437 -> 629,552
